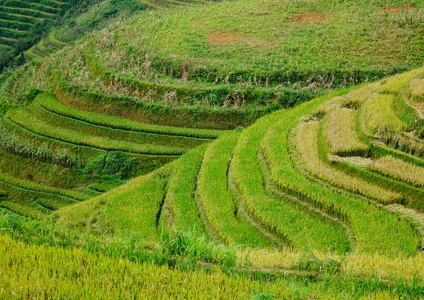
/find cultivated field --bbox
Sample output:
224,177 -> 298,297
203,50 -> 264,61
1,0 -> 424,299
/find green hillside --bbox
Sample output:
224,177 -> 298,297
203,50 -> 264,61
1,0 -> 424,299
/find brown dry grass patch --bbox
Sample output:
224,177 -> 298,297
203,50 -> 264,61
290,13 -> 330,23
207,32 -> 247,45
379,6 -> 416,14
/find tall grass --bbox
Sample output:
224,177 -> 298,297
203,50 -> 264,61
0,126 -> 82,168
0,172 -> 88,201
409,77 -> 424,103
378,68 -> 424,94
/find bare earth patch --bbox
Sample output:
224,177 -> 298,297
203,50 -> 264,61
290,13 -> 330,23
379,6 -> 416,13
207,32 -> 247,45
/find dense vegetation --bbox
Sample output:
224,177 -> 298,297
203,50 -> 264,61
1,0 -> 424,299
0,0 -> 148,71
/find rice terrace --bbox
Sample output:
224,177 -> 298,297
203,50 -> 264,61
1,0 -> 424,299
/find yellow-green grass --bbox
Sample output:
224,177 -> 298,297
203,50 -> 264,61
259,88 -> 420,256
56,163 -> 174,238
0,36 -> 17,42
378,68 -> 424,94
230,98 -> 351,254
298,121 -> 399,203
0,147 -> 82,189
36,197 -> 76,211
246,247 -> 424,284
32,94 -> 209,148
48,29 -> 66,46
0,11 -> 39,23
0,172 -> 87,201
1,229 -> 422,299
160,144 -> 207,235
0,175 -> 78,218
102,165 -> 172,239
0,115 -> 101,164
23,44 -> 41,59
363,94 -> 408,134
367,156 -> 424,188
387,204 -> 424,229
197,132 -> 274,248
314,83 -> 379,115
91,0 -> 424,88
0,6 -> 54,17
5,108 -> 186,156
324,108 -> 368,156
28,2 -> 60,11
0,43 -> 11,48
0,234 -> 295,299
409,77 -> 424,103
0,201 -> 46,219
36,93 -> 223,139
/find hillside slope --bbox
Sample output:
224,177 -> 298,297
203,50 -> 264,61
2,68 -> 424,299
1,0 -> 424,298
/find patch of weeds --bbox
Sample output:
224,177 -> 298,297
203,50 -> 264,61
295,245 -> 341,273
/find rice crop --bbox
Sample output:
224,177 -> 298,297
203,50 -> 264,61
324,108 -> 369,156
230,92 -> 352,254
102,164 -> 174,239
378,68 -> 424,94
32,100 -> 206,149
0,126 -> 82,168
160,144 -> 207,235
197,132 -> 272,248
0,172 -> 88,201
5,108 -> 186,156
409,77 -> 424,103
0,201 -> 45,219
0,234 -> 296,299
364,94 -> 408,134
367,156 -> 424,187
298,121 -> 399,202
36,93 -> 223,139
260,89 -> 420,256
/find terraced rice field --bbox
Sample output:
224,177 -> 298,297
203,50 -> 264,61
1,67 -> 421,298
0,0 -> 70,50
0,90 -> 222,218
1,0 -> 424,298
45,69 -> 424,258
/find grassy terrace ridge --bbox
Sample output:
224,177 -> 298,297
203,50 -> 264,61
323,107 -> 369,156
4,108 -> 187,156
197,132 -> 276,248
160,144 -> 208,236
0,171 -> 87,201
36,93 -> 223,139
31,97 -> 208,149
367,156 -> 424,187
